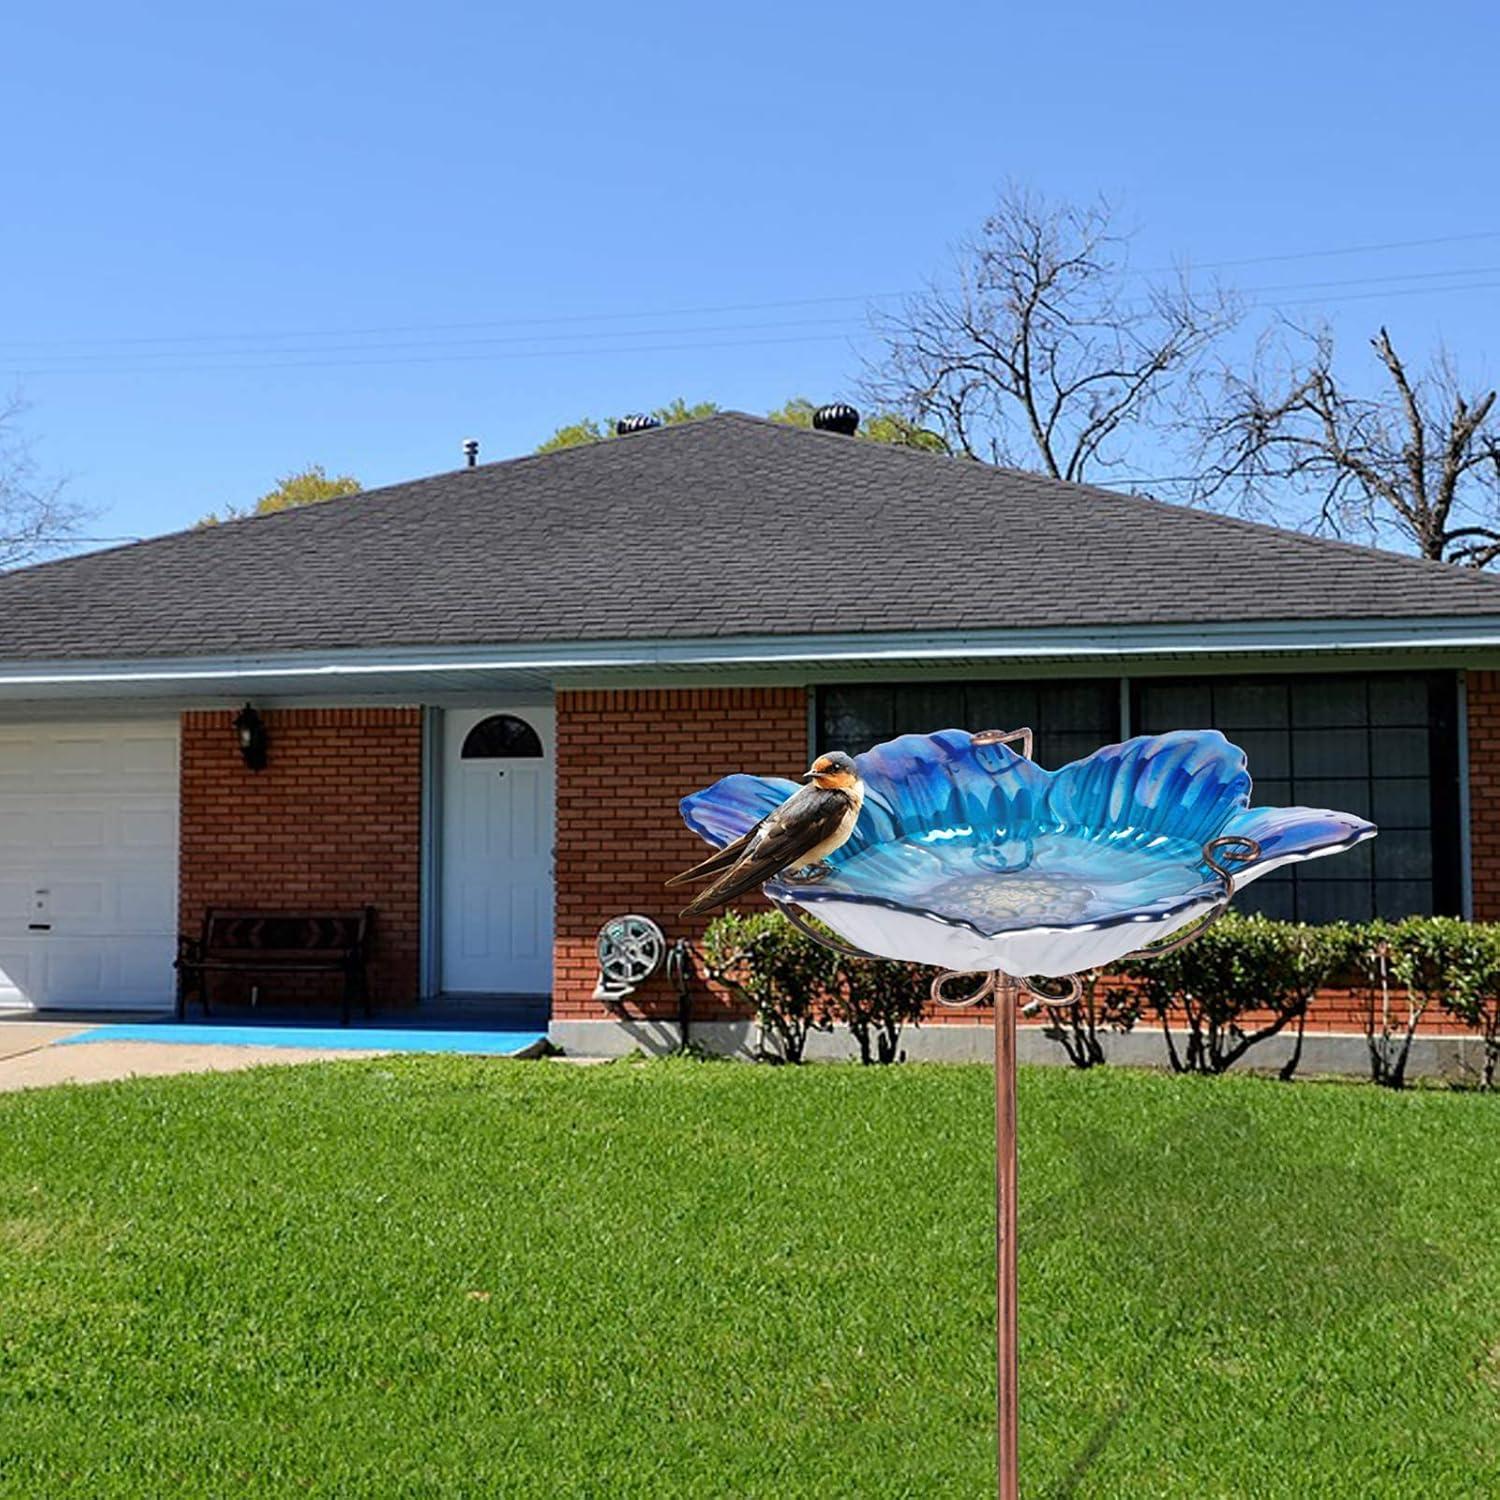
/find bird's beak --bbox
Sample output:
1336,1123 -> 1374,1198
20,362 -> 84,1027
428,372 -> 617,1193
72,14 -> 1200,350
799,768 -> 820,783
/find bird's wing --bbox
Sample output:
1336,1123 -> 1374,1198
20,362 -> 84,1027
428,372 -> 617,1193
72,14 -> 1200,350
664,822 -> 761,888
679,789 -> 850,917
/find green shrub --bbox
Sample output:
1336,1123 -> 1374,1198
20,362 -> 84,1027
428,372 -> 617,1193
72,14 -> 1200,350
703,907 -> 1500,1084
701,911 -> 928,1064
840,957 -> 930,1065
1115,913 -> 1361,1079
1362,917 -> 1500,1090
1041,968 -> 1143,1069
700,909 -> 839,1064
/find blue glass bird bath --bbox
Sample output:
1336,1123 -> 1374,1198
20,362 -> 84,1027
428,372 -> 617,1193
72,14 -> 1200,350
679,723 -> 1376,1500
681,728 -> 1376,978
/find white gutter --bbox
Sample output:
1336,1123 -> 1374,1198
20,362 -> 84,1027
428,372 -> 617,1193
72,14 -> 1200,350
1,615 -> 1499,690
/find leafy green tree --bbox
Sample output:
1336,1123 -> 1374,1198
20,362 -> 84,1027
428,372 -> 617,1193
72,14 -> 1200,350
536,399 -> 720,454
537,395 -> 944,454
765,396 -> 948,452
201,464 -> 361,525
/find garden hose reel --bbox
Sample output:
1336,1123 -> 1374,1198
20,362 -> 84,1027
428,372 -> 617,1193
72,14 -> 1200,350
593,913 -> 668,1003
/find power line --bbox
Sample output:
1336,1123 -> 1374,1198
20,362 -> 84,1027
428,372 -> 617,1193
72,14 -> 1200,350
11,273 -> 1498,379
2,229 -> 1497,356
5,329 -> 869,378
1164,229 -> 1500,272
14,265 -> 1498,371
7,314 -> 868,368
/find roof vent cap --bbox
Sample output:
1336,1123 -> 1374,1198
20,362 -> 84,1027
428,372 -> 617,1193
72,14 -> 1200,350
615,413 -> 663,436
462,437 -> 479,468
812,402 -> 859,436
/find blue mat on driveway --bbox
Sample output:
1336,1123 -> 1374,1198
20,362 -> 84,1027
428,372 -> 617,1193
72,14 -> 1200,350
60,1024 -> 549,1056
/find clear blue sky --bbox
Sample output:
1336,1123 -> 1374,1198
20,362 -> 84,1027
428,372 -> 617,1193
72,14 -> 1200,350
3,0 -> 1497,546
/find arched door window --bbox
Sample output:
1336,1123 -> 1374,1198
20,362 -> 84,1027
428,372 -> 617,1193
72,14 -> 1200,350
460,713 -> 543,760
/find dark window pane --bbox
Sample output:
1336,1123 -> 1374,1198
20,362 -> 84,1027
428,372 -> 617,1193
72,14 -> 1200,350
1239,878 -> 1294,921
1298,881 -> 1374,923
1214,680 -> 1289,728
965,683 -> 1039,735
1231,729 -> 1290,779
894,684 -> 965,737
1293,779 -> 1372,819
1369,676 -> 1430,722
1374,880 -> 1434,917
1138,681 -> 1211,729
1372,779 -> 1431,829
822,687 -> 893,753
460,713 -> 543,759
1251,777 -> 1291,808
1371,728 -> 1430,778
1043,681 -> 1115,731
1296,728 -> 1370,779
1292,676 -> 1368,727
1374,829 -> 1434,880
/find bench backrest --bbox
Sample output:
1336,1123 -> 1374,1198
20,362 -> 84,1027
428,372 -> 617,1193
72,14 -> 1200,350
198,908 -> 373,960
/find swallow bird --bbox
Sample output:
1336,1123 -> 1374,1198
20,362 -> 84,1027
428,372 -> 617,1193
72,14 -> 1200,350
668,752 -> 866,917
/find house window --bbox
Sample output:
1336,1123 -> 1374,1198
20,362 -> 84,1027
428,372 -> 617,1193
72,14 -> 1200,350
1133,672 -> 1460,923
817,670 -> 1459,925
817,679 -> 1118,770
460,713 -> 543,759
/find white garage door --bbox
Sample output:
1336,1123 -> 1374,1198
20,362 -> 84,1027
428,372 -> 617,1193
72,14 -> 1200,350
0,720 -> 179,1011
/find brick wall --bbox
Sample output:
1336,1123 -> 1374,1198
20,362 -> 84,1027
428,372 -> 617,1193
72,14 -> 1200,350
179,707 -> 423,1006
551,684 -> 1480,1036
1468,670 -> 1500,922
553,687 -> 809,1021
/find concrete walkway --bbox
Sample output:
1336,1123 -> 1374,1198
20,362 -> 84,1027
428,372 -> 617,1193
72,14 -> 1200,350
0,1020 -> 390,1093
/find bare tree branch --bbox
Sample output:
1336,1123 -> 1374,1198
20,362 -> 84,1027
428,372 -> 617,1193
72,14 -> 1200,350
861,185 -> 1240,483
0,393 -> 83,570
1192,322 -> 1500,564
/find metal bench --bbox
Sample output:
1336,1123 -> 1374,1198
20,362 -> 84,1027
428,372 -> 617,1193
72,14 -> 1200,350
175,908 -> 375,1025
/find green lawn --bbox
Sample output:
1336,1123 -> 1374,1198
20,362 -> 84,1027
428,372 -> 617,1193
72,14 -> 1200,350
0,1057 -> 1496,1498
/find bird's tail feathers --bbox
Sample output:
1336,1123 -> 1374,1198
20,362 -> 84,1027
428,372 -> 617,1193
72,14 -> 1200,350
664,829 -> 754,888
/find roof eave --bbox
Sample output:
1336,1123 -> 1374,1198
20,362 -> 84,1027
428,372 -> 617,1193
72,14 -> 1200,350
1,615 -> 1499,701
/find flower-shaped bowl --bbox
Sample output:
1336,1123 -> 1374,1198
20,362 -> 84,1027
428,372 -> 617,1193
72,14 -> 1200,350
680,729 -> 1376,977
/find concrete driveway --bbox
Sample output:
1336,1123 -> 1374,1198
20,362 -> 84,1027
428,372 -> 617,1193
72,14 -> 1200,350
0,1017 -> 387,1093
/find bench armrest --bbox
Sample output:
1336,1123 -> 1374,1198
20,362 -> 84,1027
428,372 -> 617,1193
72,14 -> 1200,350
174,934 -> 203,968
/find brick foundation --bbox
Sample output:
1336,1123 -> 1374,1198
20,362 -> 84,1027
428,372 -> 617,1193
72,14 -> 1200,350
179,707 -> 423,1007
553,687 -> 809,1021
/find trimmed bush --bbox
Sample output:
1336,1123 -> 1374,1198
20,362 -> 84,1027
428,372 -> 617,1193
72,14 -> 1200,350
1041,968 -> 1143,1069
840,958 -> 930,1065
1115,913 -> 1361,1079
700,909 -> 839,1063
1362,917 -> 1500,1090
702,908 -> 1500,1085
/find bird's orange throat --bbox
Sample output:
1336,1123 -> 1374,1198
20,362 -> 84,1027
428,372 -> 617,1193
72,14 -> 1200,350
813,769 -> 862,795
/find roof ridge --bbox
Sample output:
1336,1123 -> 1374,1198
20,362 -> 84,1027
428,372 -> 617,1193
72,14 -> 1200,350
718,409 -> 1500,591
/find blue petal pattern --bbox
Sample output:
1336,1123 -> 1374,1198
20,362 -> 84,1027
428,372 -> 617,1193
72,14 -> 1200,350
1046,730 -> 1251,848
681,773 -> 798,849
1219,804 -> 1373,876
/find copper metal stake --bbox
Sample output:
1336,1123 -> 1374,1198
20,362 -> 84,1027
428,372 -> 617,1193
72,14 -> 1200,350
994,972 -> 1020,1500
781,725 -> 1251,1500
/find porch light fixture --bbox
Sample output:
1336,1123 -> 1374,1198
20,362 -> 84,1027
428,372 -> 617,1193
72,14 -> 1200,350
233,703 -> 268,771
679,725 -> 1376,1500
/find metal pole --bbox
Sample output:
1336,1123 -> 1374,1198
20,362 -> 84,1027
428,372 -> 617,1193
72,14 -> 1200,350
995,972 -> 1019,1500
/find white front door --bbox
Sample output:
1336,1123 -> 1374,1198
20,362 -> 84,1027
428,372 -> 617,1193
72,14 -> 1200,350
440,707 -> 554,994
0,719 -> 179,1011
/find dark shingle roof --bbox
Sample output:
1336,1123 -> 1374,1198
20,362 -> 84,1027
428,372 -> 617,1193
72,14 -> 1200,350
4,411 -> 1500,662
